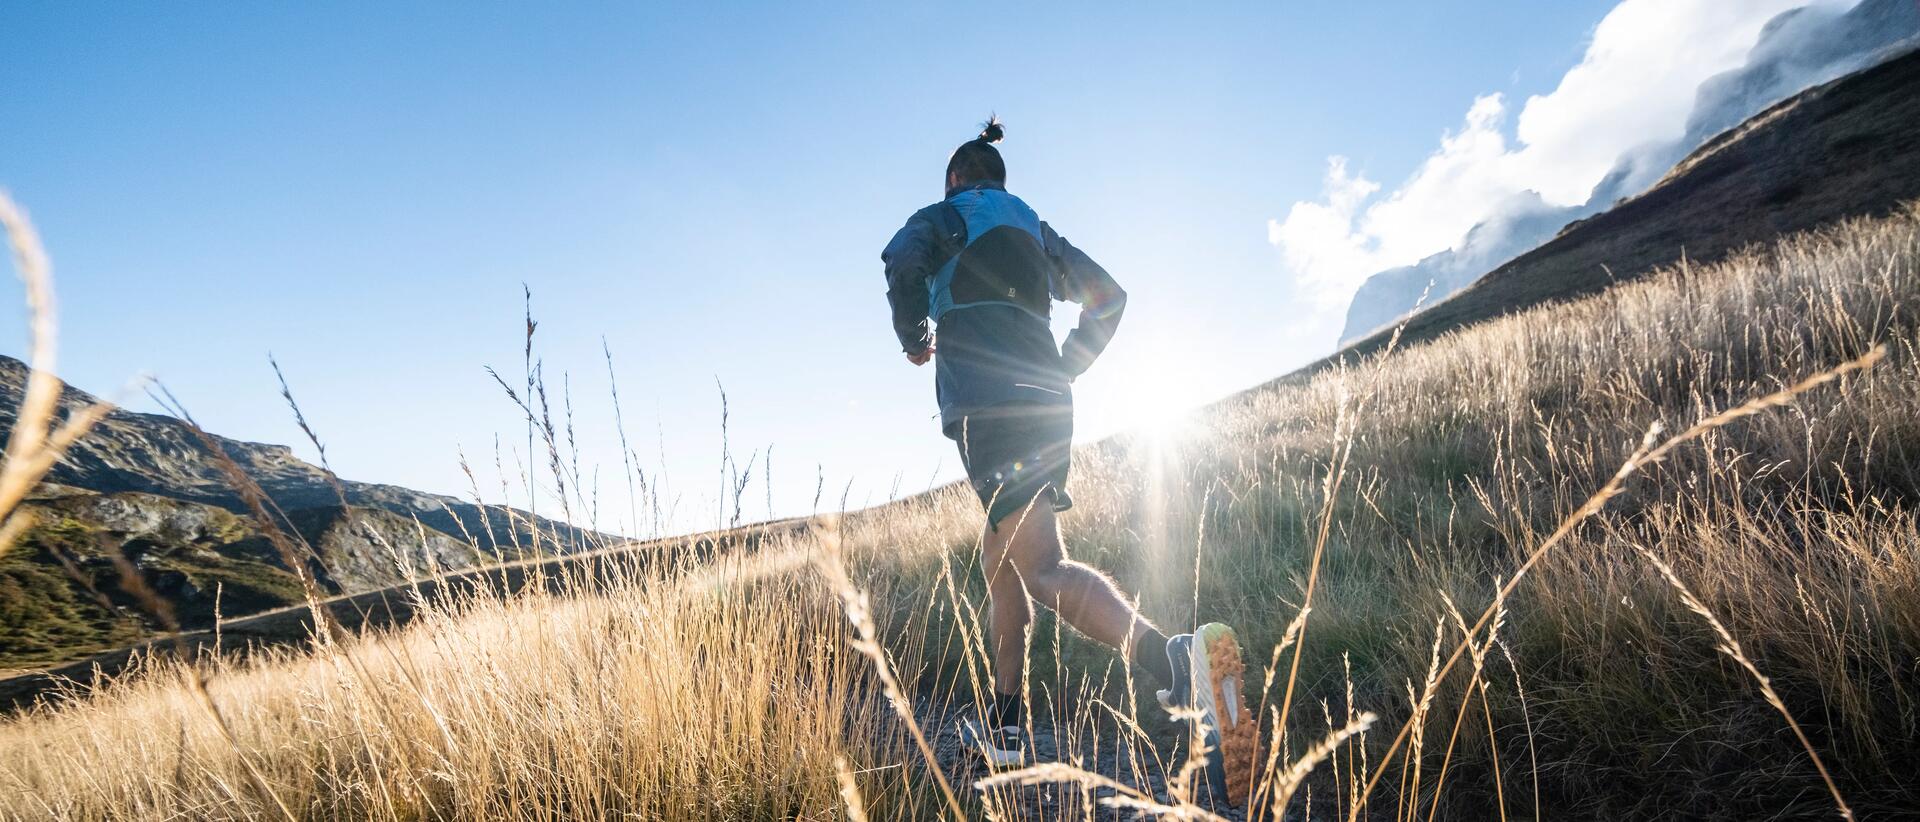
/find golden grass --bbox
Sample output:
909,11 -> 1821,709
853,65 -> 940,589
0,548 -> 896,819
1,202 -> 1918,819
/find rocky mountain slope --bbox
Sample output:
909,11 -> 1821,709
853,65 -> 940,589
1324,35 -> 1920,369
1339,0 -> 1920,344
0,355 -> 610,667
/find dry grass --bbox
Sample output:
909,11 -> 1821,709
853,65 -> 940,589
1,556 -> 848,818
1,202 -> 1918,820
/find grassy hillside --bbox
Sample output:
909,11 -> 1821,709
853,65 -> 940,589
2,201 -> 1915,819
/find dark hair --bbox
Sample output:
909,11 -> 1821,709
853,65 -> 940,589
945,116 -> 1006,194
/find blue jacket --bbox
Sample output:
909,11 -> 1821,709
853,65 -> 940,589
882,182 -> 1127,434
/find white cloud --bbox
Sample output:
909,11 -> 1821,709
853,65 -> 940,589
1268,157 -> 1379,306
1270,0 -> 1809,310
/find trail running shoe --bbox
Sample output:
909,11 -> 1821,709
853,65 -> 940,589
1156,632 -> 1196,713
957,715 -> 1031,768
1157,623 -> 1257,807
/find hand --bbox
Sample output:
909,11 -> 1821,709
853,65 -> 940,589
906,345 -> 934,366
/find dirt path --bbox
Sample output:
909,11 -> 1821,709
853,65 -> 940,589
917,698 -> 1270,821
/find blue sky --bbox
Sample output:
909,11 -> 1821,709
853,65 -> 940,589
2,1 -> 1695,533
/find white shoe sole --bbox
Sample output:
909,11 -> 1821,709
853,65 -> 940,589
959,720 -> 1027,768
970,746 -> 1026,768
1192,623 -> 1241,734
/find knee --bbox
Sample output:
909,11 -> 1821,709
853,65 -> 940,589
982,560 -> 1034,604
1014,556 -> 1072,599
983,551 -> 1061,594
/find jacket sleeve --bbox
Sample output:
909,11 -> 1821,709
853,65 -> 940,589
1041,222 -> 1127,378
881,210 -> 937,355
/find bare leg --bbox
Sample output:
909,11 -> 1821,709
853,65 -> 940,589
982,496 -> 1161,696
983,519 -> 1036,697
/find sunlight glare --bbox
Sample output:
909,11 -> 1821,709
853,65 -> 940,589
1122,376 -> 1197,445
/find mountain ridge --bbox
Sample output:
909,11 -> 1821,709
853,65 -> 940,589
0,354 -> 603,551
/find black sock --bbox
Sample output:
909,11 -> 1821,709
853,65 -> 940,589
989,691 -> 1022,729
1134,629 -> 1175,688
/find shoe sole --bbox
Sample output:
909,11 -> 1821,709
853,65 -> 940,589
968,745 -> 1026,768
959,721 -> 1028,768
1196,622 -> 1258,806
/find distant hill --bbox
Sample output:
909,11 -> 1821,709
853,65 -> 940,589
0,355 -> 610,667
1324,40 -> 1920,370
1338,0 -> 1920,346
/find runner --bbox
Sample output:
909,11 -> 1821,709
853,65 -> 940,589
879,117 -> 1250,798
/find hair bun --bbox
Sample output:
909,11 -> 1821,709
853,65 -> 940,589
979,116 -> 1004,144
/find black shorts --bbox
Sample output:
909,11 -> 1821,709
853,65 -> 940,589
950,403 -> 1074,530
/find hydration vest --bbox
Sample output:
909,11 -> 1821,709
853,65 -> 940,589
925,187 -> 1057,324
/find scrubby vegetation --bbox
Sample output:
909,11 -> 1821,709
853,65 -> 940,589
0,199 -> 1917,820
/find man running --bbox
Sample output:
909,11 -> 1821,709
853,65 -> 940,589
879,118 -> 1247,793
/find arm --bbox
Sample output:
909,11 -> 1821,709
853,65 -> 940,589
1041,223 -> 1127,378
881,210 -> 938,358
